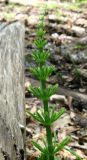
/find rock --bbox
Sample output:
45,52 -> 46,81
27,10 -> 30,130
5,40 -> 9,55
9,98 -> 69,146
61,43 -> 87,63
74,116 -> 87,128
77,68 -> 87,80
70,51 -> 87,63
50,94 -> 68,105
58,34 -> 74,43
73,99 -> 87,111
51,33 -> 59,40
51,33 -> 74,44
79,88 -> 86,93
48,14 -> 57,23
47,22 -> 58,33
75,18 -> 87,27
15,13 -> 28,22
71,26 -> 85,37
79,36 -> 87,44
58,87 -> 87,103
28,15 -> 39,25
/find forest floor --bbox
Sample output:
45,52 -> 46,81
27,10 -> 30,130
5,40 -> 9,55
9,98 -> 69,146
0,0 -> 87,159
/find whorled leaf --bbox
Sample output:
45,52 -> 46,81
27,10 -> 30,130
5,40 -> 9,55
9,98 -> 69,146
32,140 -> 49,157
34,38 -> 47,50
50,107 -> 65,123
32,141 -> 45,153
29,84 -> 58,101
54,136 -> 71,153
36,28 -> 46,38
53,132 -> 57,146
65,147 -> 83,160
30,65 -> 55,81
26,110 -> 45,124
32,50 -> 50,64
26,109 -> 53,126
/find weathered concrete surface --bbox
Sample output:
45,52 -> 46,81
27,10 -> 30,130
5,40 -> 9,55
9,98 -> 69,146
0,22 -> 25,160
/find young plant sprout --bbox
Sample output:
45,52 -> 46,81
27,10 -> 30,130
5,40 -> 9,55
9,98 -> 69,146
26,9 -> 82,160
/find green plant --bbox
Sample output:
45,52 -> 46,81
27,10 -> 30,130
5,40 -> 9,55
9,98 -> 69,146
26,9 -> 82,160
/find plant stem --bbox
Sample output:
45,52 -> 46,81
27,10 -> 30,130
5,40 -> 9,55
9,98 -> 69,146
46,126 -> 54,160
41,80 -> 54,160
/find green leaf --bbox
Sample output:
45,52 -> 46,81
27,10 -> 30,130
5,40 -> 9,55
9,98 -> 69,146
26,110 -> 40,121
53,131 -> 57,146
43,111 -> 52,126
34,38 -> 47,50
54,136 -> 71,153
65,147 -> 83,160
26,110 -> 45,124
38,21 -> 45,30
38,15 -> 45,29
30,65 -> 55,81
32,141 -> 49,158
42,137 -> 47,147
32,141 -> 45,153
50,106 -> 55,119
32,50 -> 50,64
51,108 -> 66,123
36,28 -> 46,38
36,111 -> 45,123
29,84 -> 58,101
